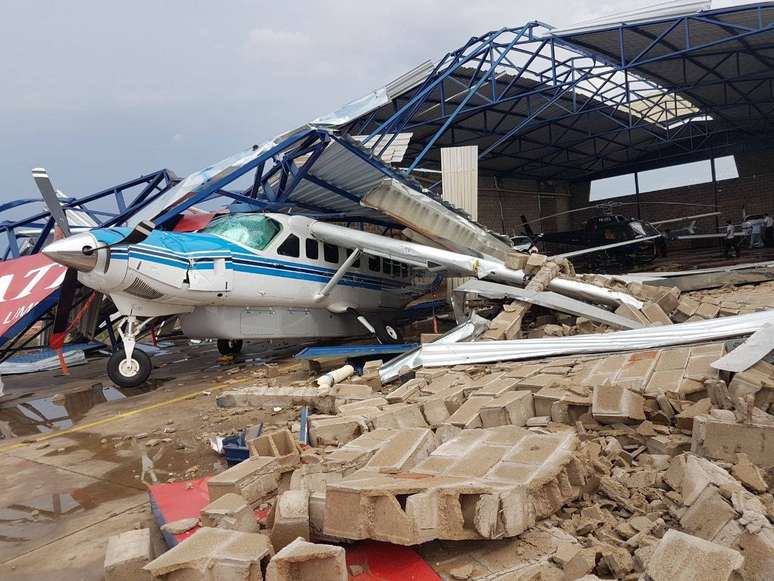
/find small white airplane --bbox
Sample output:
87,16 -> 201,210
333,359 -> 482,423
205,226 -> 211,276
41,205 -> 640,387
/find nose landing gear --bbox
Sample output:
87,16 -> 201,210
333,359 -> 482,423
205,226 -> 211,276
107,316 -> 153,388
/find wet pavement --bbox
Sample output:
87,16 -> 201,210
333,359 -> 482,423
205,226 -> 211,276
0,338 -> 282,580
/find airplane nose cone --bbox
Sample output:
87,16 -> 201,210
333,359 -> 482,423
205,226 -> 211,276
42,233 -> 99,271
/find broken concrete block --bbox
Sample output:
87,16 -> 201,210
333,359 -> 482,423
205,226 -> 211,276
692,415 -> 774,467
217,385 -> 335,414
646,529 -> 743,581
591,384 -> 645,424
265,538 -> 347,581
363,428 -> 436,474
208,456 -> 280,507
372,403 -> 427,430
420,396 -> 451,427
615,303 -> 649,325
104,528 -> 152,581
323,426 -> 586,544
270,490 -> 310,552
642,301 -> 673,325
445,395 -> 493,428
247,429 -> 300,468
673,298 -> 700,322
336,397 -> 387,415
420,372 -> 471,395
333,383 -> 373,397
309,415 -> 368,447
732,453 -> 768,493
525,252 -> 547,273
384,378 -> 424,403
475,376 -> 521,397
738,528 -> 774,581
201,493 -> 258,533
144,527 -> 273,581
479,390 -> 534,427
679,485 -> 737,542
695,301 -> 721,319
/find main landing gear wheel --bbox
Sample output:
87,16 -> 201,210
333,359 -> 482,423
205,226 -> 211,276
374,321 -> 403,344
217,339 -> 243,356
107,348 -> 152,388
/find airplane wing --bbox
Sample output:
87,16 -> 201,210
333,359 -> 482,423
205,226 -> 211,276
301,216 -> 643,309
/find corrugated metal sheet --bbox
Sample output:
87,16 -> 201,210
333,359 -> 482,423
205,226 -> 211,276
418,310 -> 774,367
440,146 -> 478,220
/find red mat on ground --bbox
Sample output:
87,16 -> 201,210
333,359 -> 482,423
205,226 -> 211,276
149,478 -> 439,579
345,541 -> 440,580
148,477 -> 271,546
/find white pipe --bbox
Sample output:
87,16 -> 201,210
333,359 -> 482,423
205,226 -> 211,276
316,364 -> 355,388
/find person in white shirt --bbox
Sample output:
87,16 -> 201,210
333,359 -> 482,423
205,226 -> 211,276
724,220 -> 739,258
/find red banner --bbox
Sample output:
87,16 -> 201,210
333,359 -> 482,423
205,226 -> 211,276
0,254 -> 67,342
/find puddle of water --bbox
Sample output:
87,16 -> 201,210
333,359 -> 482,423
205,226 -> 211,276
0,382 -> 163,440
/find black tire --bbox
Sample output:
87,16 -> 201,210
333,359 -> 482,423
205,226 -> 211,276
107,348 -> 152,388
374,321 -> 403,344
217,339 -> 243,356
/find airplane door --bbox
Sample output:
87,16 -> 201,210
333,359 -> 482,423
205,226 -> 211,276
188,257 -> 233,292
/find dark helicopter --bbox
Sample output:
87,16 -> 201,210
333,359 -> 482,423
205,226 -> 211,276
516,202 -> 719,269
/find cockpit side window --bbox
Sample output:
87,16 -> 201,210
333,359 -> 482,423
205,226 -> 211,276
202,214 -> 281,251
277,234 -> 300,257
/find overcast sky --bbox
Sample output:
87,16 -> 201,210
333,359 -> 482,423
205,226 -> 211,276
0,1 -> 744,205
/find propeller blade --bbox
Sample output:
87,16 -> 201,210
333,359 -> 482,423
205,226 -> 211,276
32,168 -> 71,238
52,268 -> 80,337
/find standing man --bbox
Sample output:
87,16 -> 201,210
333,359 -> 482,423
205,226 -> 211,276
765,213 -> 773,247
724,220 -> 739,258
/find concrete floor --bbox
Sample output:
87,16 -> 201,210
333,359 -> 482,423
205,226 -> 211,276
0,340 -> 281,580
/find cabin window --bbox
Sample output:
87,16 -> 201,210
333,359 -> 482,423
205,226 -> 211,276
277,234 -> 300,257
323,243 -> 339,264
382,258 -> 392,275
401,263 -> 408,278
368,256 -> 380,272
202,214 -> 281,250
305,239 -> 319,260
345,248 -> 361,268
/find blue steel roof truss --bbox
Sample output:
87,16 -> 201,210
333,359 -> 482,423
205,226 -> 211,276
343,4 -> 774,182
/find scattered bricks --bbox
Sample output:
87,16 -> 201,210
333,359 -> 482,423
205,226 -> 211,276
333,383 -> 373,397
695,302 -> 721,320
679,484 -> 738,542
309,416 -> 369,447
265,538 -> 347,581
475,376 -> 522,397
675,398 -> 712,429
479,390 -> 534,427
591,384 -> 645,424
323,426 -> 585,545
673,297 -> 700,322
208,456 -> 280,507
363,428 -> 436,474
655,286 -> 681,314
614,303 -> 649,325
533,385 -> 565,416
104,528 -> 152,581
421,396 -> 451,427
201,493 -> 259,533
421,372 -> 472,395
524,252 -> 547,273
144,527 -> 273,581
505,252 -> 528,270
372,403 -> 428,430
646,529 -> 743,581
270,490 -> 310,552
642,301 -> 673,325
336,398 -> 388,415
646,433 -> 692,457
692,415 -> 774,467
248,429 -> 300,468
217,385 -> 336,414
445,395 -> 494,429
655,347 -> 691,372
732,453 -> 768,492
384,378 -> 424,403
646,371 -> 683,395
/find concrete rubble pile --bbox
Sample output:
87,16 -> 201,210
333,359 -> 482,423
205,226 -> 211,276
103,268 -> 774,580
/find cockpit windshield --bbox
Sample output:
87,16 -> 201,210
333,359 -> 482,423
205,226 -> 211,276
202,214 -> 281,250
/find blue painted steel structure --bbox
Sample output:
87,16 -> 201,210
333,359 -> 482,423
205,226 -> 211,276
344,3 -> 774,182
0,169 -> 178,260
